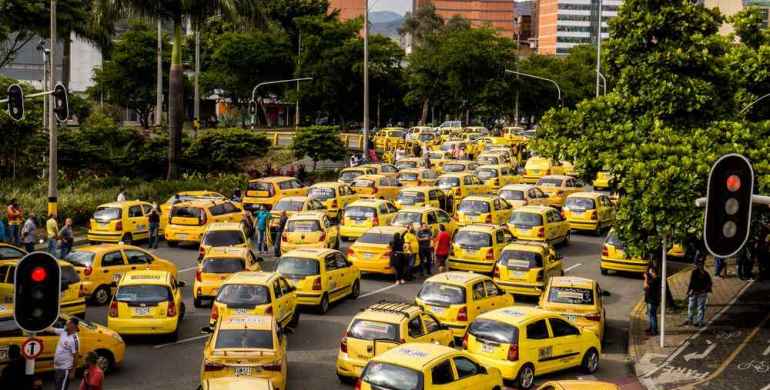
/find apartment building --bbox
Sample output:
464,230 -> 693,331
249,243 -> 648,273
537,0 -> 621,55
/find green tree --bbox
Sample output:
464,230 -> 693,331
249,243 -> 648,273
0,76 -> 46,179
399,3 -> 444,48
184,128 -> 271,173
291,126 -> 346,170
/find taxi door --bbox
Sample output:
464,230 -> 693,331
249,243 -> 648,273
100,250 -> 131,286
546,318 -> 582,368
493,198 -> 512,225
544,249 -> 564,279
598,196 -> 615,225
379,177 -> 401,201
544,211 -> 561,242
127,204 -> 149,240
420,313 -> 453,345
332,252 -> 356,294
323,254 -> 343,300
523,319 -> 556,374
463,176 -> 480,196
379,202 -> 398,225
322,217 -> 339,247
271,278 -> 294,326
483,279 -> 512,311
339,185 -> 359,209
427,189 -> 442,209
450,355 -> 491,388
494,229 -> 515,260
0,265 -> 14,303
469,282 -> 491,318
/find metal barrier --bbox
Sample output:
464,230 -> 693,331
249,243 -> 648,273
263,131 -> 364,151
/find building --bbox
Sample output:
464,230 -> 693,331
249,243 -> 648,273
329,0 -> 366,20
413,0 -> 528,39
705,0 -> 770,35
536,0 -> 621,55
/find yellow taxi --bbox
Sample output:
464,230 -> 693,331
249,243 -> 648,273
358,343 -> 503,390
538,381 -> 620,390
395,158 -> 426,171
481,136 -> 514,149
209,272 -> 298,329
336,302 -> 454,381
447,225 -> 514,274
107,270 -> 186,339
276,248 -> 360,314
88,200 -> 154,244
507,206 -> 570,246
64,244 -> 177,305
0,256 -> 86,318
398,168 -> 439,187
160,191 -> 227,232
426,150 -> 453,170
476,165 -> 520,190
439,140 -> 469,154
464,307 -> 601,389
523,157 -> 558,184
194,247 -> 263,308
201,377 -> 275,390
437,173 -> 487,201
456,196 -> 514,226
358,163 -> 400,180
243,176 -> 308,211
493,241 -> 564,297
308,182 -> 360,220
0,244 -> 28,303
563,192 -> 615,233
592,171 -> 615,191
498,184 -> 551,209
165,199 -> 243,246
0,306 -> 125,374
414,131 -> 440,148
599,229 -> 684,275
559,161 -> 577,177
339,166 -> 377,184
536,176 -> 584,209
395,186 -> 455,213
347,226 -> 418,275
340,199 -> 399,240
374,127 -> 407,149
539,277 -> 606,341
441,160 -> 480,174
477,152 -> 510,167
391,206 -> 458,236
280,212 -> 340,254
351,174 -> 401,201
268,196 -> 327,231
199,222 -> 252,259
416,272 -> 514,342
200,315 -> 288,390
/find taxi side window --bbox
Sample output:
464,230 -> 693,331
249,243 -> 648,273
5,266 -> 14,283
493,199 -> 501,210
325,255 -> 338,271
125,250 -> 152,265
527,320 -> 550,340
128,206 -> 143,218
0,318 -> 23,337
0,265 -> 8,282
549,318 -> 580,337
436,211 -> 451,224
431,360 -> 455,385
278,278 -> 291,295
483,280 -> 503,297
502,229 -> 514,243
422,314 -> 441,333
427,212 -> 437,225
453,357 -> 481,378
222,202 -> 239,214
273,280 -> 283,298
463,176 -> 473,185
472,282 -> 486,300
408,316 -> 424,338
278,181 -> 293,190
209,204 -> 227,216
495,230 -> 506,245
334,253 -> 349,269
101,252 -> 125,267
534,188 -> 546,198
141,204 -> 152,215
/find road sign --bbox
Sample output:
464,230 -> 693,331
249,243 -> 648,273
21,338 -> 43,359
704,153 -> 754,258
7,84 -> 24,121
14,252 -> 61,333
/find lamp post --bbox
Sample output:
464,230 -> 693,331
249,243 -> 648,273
505,69 -> 562,106
595,0 -> 603,98
363,0 -> 370,159
250,78 -> 313,126
48,0 -> 58,218
156,19 -> 162,126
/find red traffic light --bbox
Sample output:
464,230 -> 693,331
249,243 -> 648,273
726,175 -> 741,192
30,267 -> 48,282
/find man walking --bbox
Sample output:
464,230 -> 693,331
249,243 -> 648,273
51,318 -> 80,390
417,223 -> 433,276
682,259 -> 712,328
79,352 -> 104,390
21,213 -> 37,253
434,224 -> 451,273
274,211 -> 288,257
255,206 -> 271,254
46,214 -> 59,255
6,199 -> 22,245
644,265 -> 661,335
59,218 -> 75,258
147,208 -> 160,249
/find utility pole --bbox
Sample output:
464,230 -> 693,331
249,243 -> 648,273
155,19 -> 163,127
194,28 -> 200,136
363,0 -> 370,159
296,30 -> 302,129
595,0 -> 603,98
514,17 -> 521,126
48,0 -> 58,217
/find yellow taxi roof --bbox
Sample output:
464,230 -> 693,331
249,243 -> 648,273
287,211 -> 326,221
97,200 -> 148,208
397,206 -> 440,214
541,381 -> 619,390
364,226 -> 408,235
457,224 -> 499,233
281,248 -> 337,259
567,192 -> 601,199
399,186 -> 437,193
438,172 -> 475,179
478,306 -> 551,326
374,343 -> 456,368
460,195 -> 496,203
399,168 -> 433,174
381,127 -> 405,132
357,302 -> 424,324
548,276 -> 595,290
204,247 -> 252,259
354,174 -> 386,182
478,152 -> 505,157
249,176 -> 295,183
276,196 -> 310,203
539,175 -> 571,181
224,271 -> 277,285
515,205 -> 553,214
342,167 -> 370,173
219,315 -> 274,331
500,184 -> 537,191
73,243 -> 149,255
477,165 -> 506,171
174,198 -> 230,208
311,182 -> 344,189
206,222 -> 243,231
397,157 -> 422,162
425,271 -> 489,286
349,199 -> 390,207
120,270 -> 172,286
503,242 -> 548,254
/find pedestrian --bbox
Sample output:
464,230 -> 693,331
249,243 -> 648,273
395,148 -> 406,162
404,225 -> 418,281
79,352 -> 104,390
21,213 -> 37,253
231,189 -> 242,203
255,206 -> 271,253
682,259 -> 712,328
644,264 -> 661,335
389,233 -> 406,285
241,210 -> 255,241
451,144 -> 460,159
274,211 -> 288,257
417,223 -> 434,276
116,188 -> 127,202
6,199 -> 22,245
434,224 -> 451,273
0,217 -> 6,243
423,153 -> 432,169
51,318 -> 80,390
59,218 -> 75,258
738,244 -> 753,280
412,142 -> 421,157
0,344 -> 30,390
46,214 -> 59,255
714,256 -> 727,278
147,208 -> 160,249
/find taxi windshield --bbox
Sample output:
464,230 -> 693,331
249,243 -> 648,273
286,220 -> 321,232
399,172 -> 419,181
386,130 -> 405,138
348,319 -> 399,341
396,161 -> 418,170
437,177 -> 460,189
64,251 -> 95,267
469,318 -> 518,344
478,156 -> 499,165
247,181 -> 273,192
428,152 -> 444,159
442,164 -> 465,173
203,231 -> 245,247
352,179 -> 376,188
309,187 -> 336,200
509,212 -> 543,226
115,285 -> 172,303
418,134 -> 434,142
202,259 -> 245,274
216,284 -> 271,306
215,329 -> 273,349
397,191 -> 425,205
94,207 -> 121,222
276,258 -> 320,277
537,178 -> 563,187
458,200 -> 490,214
393,212 -> 422,226
500,190 -> 524,201
565,198 -> 595,210
476,168 -> 498,180
362,362 -> 422,390
454,231 -> 492,247
171,207 -> 203,219
548,287 -> 594,305
273,200 -> 305,212
358,232 -> 395,245
418,282 -> 466,305
346,206 -> 376,219
500,250 -> 543,269
340,171 -> 364,181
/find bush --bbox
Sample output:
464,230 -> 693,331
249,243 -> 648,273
184,128 -> 271,173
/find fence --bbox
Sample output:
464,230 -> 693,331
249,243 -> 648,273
262,131 -> 365,151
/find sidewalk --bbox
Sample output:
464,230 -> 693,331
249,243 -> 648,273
628,258 -> 751,387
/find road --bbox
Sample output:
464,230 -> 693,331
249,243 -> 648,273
72,232 -> 648,390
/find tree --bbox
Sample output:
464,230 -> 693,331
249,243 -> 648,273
0,76 -> 46,179
184,128 -> 271,173
90,21 -> 169,128
291,126 -> 346,170
399,3 -> 443,48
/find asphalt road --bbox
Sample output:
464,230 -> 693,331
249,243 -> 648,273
70,232 -> 648,390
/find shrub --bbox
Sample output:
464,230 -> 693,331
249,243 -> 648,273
184,128 -> 271,173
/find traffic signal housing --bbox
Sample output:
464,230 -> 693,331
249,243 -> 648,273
14,253 -> 61,333
7,84 -> 24,121
52,83 -> 69,122
704,153 -> 754,258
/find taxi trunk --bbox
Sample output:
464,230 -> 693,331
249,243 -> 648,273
448,243 -> 496,273
565,207 -> 599,231
88,215 -> 123,242
352,185 -> 378,198
601,243 -> 648,273
110,298 -> 176,334
494,258 -> 545,296
198,270 -> 239,298
204,350 -> 282,380
509,221 -> 545,241
416,298 -> 468,338
340,337 -> 400,377
348,244 -> 394,275
457,212 -> 493,226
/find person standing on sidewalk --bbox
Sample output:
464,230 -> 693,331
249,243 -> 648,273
59,218 -> 74,258
434,224 -> 451,273
0,214 -> 7,243
417,223 -> 433,276
79,352 -> 104,390
51,318 -> 80,390
714,256 -> 727,278
147,208 -> 160,249
644,264 -> 661,335
274,211 -> 288,257
46,214 -> 59,255
683,259 -> 712,328
21,213 -> 37,253
6,200 -> 22,246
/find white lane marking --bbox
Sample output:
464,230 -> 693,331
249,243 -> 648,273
153,334 -> 209,349
179,266 -> 197,273
359,284 -> 400,299
564,263 -> 582,273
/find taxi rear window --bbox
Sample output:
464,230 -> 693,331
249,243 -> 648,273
215,329 -> 273,349
397,191 -> 425,205
309,187 -> 336,200
469,318 -> 519,344
171,207 -> 203,219
454,231 -> 492,248
94,207 -> 121,221
247,181 -> 273,192
548,287 -> 594,305
509,212 -> 543,226
286,220 -> 321,232
458,200 -> 490,214
216,284 -> 271,306
203,231 -> 245,247
399,172 -> 419,181
358,232 -> 395,245
418,282 -> 466,306
64,251 -> 95,267
352,179 -> 376,188
442,164 -> 465,173
115,285 -> 172,304
565,198 -> 595,210
202,259 -> 245,273
0,246 -> 25,260
276,258 -> 320,277
346,206 -> 376,219
476,168 -> 498,179
437,177 -> 460,188
393,212 -> 422,226
362,362 -> 422,390
605,231 -> 624,248
500,189 -> 525,200
273,200 -> 305,212
340,171 -> 363,181
499,250 -> 543,269
396,161 -> 418,169
348,319 -> 399,341
537,178 -> 563,187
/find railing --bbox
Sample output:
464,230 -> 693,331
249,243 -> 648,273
262,131 -> 365,151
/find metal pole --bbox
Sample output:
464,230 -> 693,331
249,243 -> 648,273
42,48 -> 48,131
296,31 -> 301,129
194,28 -> 200,134
505,69 -> 562,105
660,236 -> 667,348
155,19 -> 162,127
514,17 -> 521,126
48,0 -> 58,218
596,0 -> 603,98
363,0 -> 370,158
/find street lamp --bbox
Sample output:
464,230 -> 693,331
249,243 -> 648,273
505,69 -> 562,106
597,71 -> 607,96
738,92 -> 770,115
249,77 -> 313,126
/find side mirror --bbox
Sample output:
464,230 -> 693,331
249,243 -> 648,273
177,281 -> 187,288
200,326 -> 213,334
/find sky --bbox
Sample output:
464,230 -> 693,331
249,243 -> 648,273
370,0 -> 412,15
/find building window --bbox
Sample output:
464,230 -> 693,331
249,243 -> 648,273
557,36 -> 592,43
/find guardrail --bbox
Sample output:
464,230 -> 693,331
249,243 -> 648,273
263,131 -> 365,151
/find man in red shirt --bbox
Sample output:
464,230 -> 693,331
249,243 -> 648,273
80,352 -> 103,390
434,224 -> 451,273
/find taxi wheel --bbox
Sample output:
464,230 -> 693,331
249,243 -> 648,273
337,374 -> 355,384
122,233 -> 133,245
514,364 -> 535,389
289,311 -> 300,328
92,286 -> 111,306
562,232 -> 571,246
193,297 -> 204,308
318,293 -> 330,314
600,268 -> 608,276
581,348 -> 600,374
350,280 -> 360,299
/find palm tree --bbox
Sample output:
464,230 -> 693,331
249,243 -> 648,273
92,0 -> 264,179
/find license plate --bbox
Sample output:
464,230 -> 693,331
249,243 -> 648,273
235,308 -> 250,314
134,307 -> 150,316
234,367 -> 253,376
564,314 -> 577,322
481,343 -> 495,353
362,252 -> 374,259
176,234 -> 188,240
431,306 -> 445,314
512,271 -> 526,278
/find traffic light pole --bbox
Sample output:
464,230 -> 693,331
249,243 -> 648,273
660,237 -> 667,348
48,0 -> 58,218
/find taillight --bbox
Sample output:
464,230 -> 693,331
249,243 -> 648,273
84,266 -> 93,276
199,213 -> 207,226
115,221 -> 123,231
331,199 -> 338,208
462,333 -> 469,349
560,209 -> 565,219
371,184 -> 378,193
312,277 -> 322,290
537,227 -> 545,237
265,305 -> 273,314
203,361 -> 225,371
586,313 -> 602,322
355,378 -> 362,390
507,344 -> 519,361
282,233 -> 288,242
457,306 -> 467,321
199,246 -> 205,259
522,200 -> 529,206
347,248 -> 354,257
210,305 -> 219,322
88,220 -> 93,230
602,245 -> 609,257
485,248 -> 494,260
340,337 -> 348,353
319,232 -> 326,242
493,266 -> 500,279
108,301 -> 118,317
536,270 -> 544,281
195,270 -> 202,282
167,301 -> 177,317
373,215 -> 380,225
485,214 -> 492,223
450,246 -> 456,256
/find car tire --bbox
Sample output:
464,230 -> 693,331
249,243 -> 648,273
167,240 -> 178,248
122,233 -> 133,245
350,280 -> 360,299
289,310 -> 300,328
319,293 -> 330,315
337,374 -> 355,384
169,326 -> 179,342
581,348 -> 600,374
334,237 -> 340,250
93,349 -> 115,374
514,363 -> 535,390
562,232 -> 571,246
194,297 -> 204,308
92,286 -> 111,306
600,268 -> 608,275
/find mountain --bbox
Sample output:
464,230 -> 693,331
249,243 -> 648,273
370,11 -> 404,39
369,11 -> 403,24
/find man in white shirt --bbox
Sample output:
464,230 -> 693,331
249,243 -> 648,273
51,318 -> 80,390
116,188 -> 127,202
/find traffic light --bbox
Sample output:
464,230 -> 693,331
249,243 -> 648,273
52,83 -> 69,122
7,84 -> 24,121
704,153 -> 754,258
14,253 -> 61,333
248,100 -> 257,116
